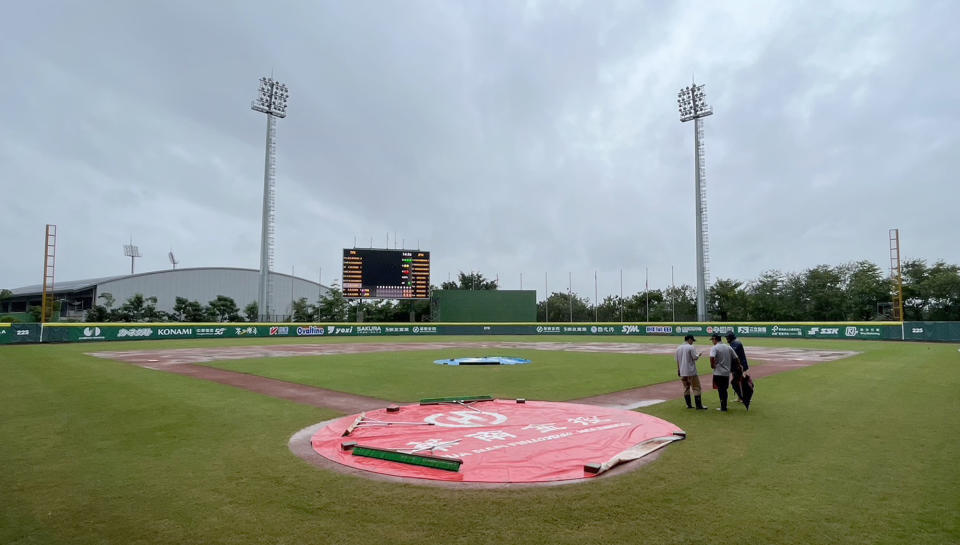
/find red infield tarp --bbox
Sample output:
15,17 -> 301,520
311,399 -> 684,483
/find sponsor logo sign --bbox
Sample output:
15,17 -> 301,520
424,411 -> 509,428
621,325 -> 641,335
646,326 -> 673,334
235,327 -> 258,336
269,326 -> 290,336
411,326 -> 437,334
844,326 -> 881,338
296,326 -> 325,336
325,326 -> 354,336
79,327 -> 105,340
158,328 -> 193,337
771,325 -> 803,337
196,327 -> 226,337
563,326 -> 588,333
385,326 -> 410,333
117,327 -> 153,338
357,326 -> 383,335
676,326 -> 703,334
737,326 -> 767,335
806,327 -> 840,337
16,329 -> 29,336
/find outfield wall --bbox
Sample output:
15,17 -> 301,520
2,321 -> 959,344
431,290 -> 537,322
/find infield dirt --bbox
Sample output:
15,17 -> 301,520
87,341 -> 857,412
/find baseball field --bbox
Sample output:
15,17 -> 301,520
1,335 -> 957,544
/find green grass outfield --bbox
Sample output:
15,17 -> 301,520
203,344 -> 682,401
1,336 -> 958,544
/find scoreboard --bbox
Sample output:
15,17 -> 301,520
342,249 -> 430,299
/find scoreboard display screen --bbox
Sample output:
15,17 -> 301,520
342,249 -> 430,299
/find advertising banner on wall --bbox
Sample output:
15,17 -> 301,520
0,324 -> 41,344
21,321 -> 914,344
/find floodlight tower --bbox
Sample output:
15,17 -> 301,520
677,82 -> 713,322
251,76 -> 289,320
123,238 -> 141,275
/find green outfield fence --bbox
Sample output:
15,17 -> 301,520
431,290 -> 537,322
1,321 -> 959,345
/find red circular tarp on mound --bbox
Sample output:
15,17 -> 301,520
311,399 -> 685,483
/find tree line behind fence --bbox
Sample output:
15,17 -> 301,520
0,258 -> 956,323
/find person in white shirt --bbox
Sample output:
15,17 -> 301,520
675,334 -> 708,410
709,334 -> 741,412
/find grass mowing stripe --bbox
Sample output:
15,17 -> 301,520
200,348 -> 682,401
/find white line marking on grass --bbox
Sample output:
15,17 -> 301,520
611,400 -> 666,410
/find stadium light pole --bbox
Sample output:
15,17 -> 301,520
678,81 -> 713,322
123,238 -> 141,275
544,272 -> 548,322
619,268 -> 623,323
251,76 -> 289,321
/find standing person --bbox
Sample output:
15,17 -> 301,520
725,331 -> 749,403
709,334 -> 740,412
675,334 -> 708,410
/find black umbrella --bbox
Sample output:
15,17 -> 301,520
740,373 -> 755,410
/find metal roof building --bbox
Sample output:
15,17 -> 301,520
2,267 -> 328,320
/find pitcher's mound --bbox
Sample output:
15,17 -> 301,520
310,398 -> 684,484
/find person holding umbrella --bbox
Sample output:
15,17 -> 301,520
725,331 -> 749,403
675,334 -> 708,410
709,334 -> 740,412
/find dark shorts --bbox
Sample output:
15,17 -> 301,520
712,375 -> 730,390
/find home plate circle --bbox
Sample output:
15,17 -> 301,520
310,399 -> 685,483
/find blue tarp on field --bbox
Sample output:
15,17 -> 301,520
434,356 -> 531,366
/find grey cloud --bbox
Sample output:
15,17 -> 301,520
1,0 -> 956,304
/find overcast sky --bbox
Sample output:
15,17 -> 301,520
1,0 -> 957,302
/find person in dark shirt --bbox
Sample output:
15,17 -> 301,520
725,331 -> 749,403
